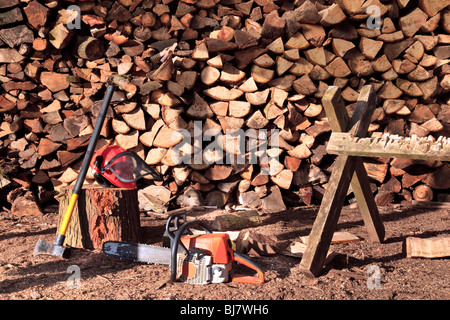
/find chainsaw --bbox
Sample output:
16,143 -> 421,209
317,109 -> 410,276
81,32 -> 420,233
102,212 -> 264,285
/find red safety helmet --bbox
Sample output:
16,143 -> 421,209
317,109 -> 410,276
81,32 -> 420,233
90,145 -> 162,189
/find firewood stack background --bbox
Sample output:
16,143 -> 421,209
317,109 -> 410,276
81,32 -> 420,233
0,0 -> 449,215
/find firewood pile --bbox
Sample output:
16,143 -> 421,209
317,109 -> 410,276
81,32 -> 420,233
0,0 -> 449,215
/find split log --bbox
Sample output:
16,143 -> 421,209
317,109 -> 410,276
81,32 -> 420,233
10,190 -> 43,216
261,10 -> 285,40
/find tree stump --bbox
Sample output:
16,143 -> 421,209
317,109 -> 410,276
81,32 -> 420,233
57,185 -> 141,249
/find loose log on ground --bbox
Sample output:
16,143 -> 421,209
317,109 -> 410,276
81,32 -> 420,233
405,236 -> 450,258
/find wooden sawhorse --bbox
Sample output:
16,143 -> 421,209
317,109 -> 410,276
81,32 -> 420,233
299,85 -> 450,277
299,85 -> 384,277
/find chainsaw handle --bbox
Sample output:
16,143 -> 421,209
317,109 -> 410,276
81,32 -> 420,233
232,252 -> 265,285
165,212 -> 188,242
166,211 -> 212,244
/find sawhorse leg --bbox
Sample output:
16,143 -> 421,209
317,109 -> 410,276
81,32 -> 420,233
299,155 -> 357,277
299,86 -> 385,277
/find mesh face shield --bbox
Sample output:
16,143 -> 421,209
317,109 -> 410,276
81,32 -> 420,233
90,146 -> 162,188
101,151 -> 162,183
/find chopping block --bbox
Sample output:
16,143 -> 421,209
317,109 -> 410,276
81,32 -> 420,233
56,185 -> 141,250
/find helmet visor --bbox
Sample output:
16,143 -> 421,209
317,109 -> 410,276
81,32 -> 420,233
102,151 -> 162,182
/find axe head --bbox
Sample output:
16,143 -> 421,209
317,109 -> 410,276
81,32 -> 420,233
33,239 -> 70,258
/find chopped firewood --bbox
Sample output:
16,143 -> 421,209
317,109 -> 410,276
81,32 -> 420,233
187,92 -> 214,119
419,0 -> 450,17
204,86 -> 243,101
153,126 -> 184,148
200,66 -> 220,85
251,65 -> 275,84
261,10 -> 285,40
0,0 -> 449,212
220,63 -> 246,84
10,191 -> 43,216
76,36 -> 105,60
122,107 -> 146,130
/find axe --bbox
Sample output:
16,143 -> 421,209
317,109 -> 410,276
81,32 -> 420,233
33,84 -> 115,258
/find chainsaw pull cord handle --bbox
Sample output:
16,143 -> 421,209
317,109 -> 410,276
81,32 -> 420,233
232,252 -> 265,285
169,220 -> 212,282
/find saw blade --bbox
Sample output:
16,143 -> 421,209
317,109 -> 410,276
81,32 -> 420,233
102,241 -> 172,265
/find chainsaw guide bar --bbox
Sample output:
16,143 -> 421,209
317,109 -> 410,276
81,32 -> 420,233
102,241 -> 172,265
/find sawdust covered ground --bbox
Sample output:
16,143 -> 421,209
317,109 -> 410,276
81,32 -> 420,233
0,203 -> 449,304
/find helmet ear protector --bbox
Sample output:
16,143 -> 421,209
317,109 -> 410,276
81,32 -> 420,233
89,145 -> 163,189
91,155 -> 113,188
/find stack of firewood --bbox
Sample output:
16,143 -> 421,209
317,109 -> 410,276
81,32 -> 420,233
0,0 -> 449,214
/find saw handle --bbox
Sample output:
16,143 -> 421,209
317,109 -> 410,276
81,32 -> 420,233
169,220 -> 212,282
232,252 -> 265,285
165,212 -> 188,243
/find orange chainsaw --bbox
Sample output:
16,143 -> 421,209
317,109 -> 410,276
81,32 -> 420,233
102,213 -> 264,285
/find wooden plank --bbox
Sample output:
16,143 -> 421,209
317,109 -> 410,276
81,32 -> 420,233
327,133 -> 450,161
301,231 -> 360,245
